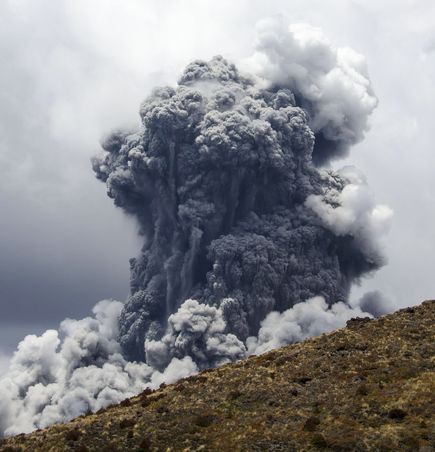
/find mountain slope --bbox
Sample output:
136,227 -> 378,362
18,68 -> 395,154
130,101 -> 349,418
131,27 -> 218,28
1,300 -> 434,451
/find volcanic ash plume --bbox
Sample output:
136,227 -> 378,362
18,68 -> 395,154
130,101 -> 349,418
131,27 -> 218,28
92,49 -> 388,365
0,20 -> 392,436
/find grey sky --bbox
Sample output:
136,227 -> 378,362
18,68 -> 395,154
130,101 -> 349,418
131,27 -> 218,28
0,0 -> 434,358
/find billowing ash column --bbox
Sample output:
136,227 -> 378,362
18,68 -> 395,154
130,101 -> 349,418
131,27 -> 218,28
93,49 -> 386,365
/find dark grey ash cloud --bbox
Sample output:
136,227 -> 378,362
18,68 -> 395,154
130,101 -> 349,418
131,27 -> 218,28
92,40 -> 389,364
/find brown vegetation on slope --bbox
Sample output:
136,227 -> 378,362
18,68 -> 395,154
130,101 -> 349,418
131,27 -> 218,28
1,300 -> 434,451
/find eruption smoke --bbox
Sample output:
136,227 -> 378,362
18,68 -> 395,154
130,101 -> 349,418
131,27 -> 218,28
0,19 -> 392,436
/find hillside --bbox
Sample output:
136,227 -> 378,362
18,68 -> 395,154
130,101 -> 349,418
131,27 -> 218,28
1,300 -> 434,451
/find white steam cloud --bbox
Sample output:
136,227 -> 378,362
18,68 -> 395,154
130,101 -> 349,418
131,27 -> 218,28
245,17 -> 378,164
145,299 -> 246,370
247,296 -> 370,355
306,165 -> 393,264
0,300 -> 197,436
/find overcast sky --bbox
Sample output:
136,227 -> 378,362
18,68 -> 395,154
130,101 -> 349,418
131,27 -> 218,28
0,0 -> 434,360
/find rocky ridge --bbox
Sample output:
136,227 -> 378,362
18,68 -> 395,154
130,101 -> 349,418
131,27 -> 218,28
1,300 -> 434,451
